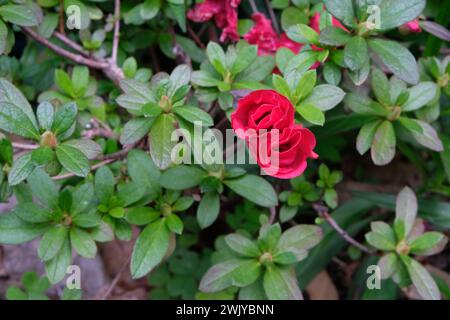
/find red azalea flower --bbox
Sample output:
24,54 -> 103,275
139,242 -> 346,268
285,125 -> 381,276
232,90 -> 317,179
187,0 -> 241,42
248,125 -> 318,179
400,20 -> 422,33
244,13 -> 303,56
231,90 -> 295,139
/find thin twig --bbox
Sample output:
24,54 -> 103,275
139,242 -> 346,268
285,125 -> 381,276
248,0 -> 258,13
269,207 -> 277,224
52,159 -> 114,181
54,31 -> 89,57
264,0 -> 280,34
21,27 -> 124,86
313,204 -> 374,254
111,0 -> 121,64
22,27 -> 108,69
187,25 -> 205,49
100,253 -> 132,300
12,142 -> 39,150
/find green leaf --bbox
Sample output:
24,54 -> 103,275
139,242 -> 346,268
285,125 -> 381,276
122,57 -> 137,78
378,253 -> 398,279
56,144 -> 90,177
191,70 -> 221,87
8,153 -> 35,186
94,166 -> 115,204
371,221 -> 397,244
344,36 -> 368,71
149,113 -> 176,170
231,45 -> 258,75
356,120 -> 382,155
63,139 -> 101,160
410,120 -> 444,152
140,0 -> 161,20
127,150 -> 160,196
160,165 -> 206,190
323,61 -> 342,85
13,202 -> 52,224
0,102 -> 40,140
197,191 -> 220,229
293,70 -> 316,102
395,187 -> 418,237
45,238 -> 71,284
278,225 -> 323,251
51,102 -> 77,135
224,175 -> 278,208
402,82 -> 439,111
344,93 -> 387,116
0,213 -> 47,244
272,74 -> 291,98
365,231 -> 396,251
398,117 -> 423,134
379,0 -> 426,31
286,24 -> 319,44
371,68 -> 392,106
368,39 -> 419,85
296,103 -> 325,126
70,227 -> 97,259
319,27 -> 352,46
166,214 -> 183,235
401,255 -> 440,300
126,207 -> 160,226
225,234 -> 260,257
230,260 -> 262,287
235,55 -> 275,82
303,84 -> 345,111
54,69 -> 75,97
206,42 -> 227,75
0,3 -> 42,27
131,219 -> 170,278
0,78 -> 38,128
371,120 -> 396,166
199,259 -> 245,292
323,0 -> 355,28
169,64 -> 191,96
410,232 -> 447,255
27,168 -> 58,208
36,101 -> 54,131
71,66 -> 89,97
263,267 -> 303,300
173,106 -> 213,127
120,117 -> 154,145
38,226 -> 68,261
0,20 -> 7,55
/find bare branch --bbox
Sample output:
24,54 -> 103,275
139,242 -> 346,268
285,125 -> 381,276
111,0 -> 121,64
313,203 -> 375,254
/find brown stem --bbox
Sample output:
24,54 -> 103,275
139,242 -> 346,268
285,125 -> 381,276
111,0 -> 121,64
187,25 -> 205,49
248,0 -> 258,13
54,31 -> 89,57
100,253 -> 132,300
264,0 -> 280,34
12,142 -> 39,150
52,159 -> 115,181
313,203 -> 374,254
269,207 -> 277,224
21,27 -> 124,86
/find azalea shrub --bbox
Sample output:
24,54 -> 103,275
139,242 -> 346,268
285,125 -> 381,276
0,0 -> 449,301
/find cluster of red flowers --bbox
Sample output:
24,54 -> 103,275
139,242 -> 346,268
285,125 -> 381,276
187,0 -> 241,42
231,90 -> 318,179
